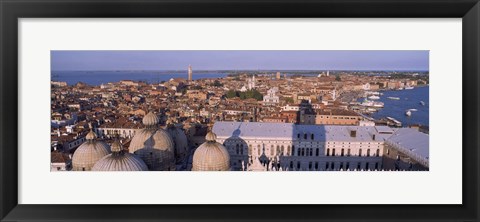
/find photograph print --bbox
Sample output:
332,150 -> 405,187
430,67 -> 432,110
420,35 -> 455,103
50,50 -> 429,172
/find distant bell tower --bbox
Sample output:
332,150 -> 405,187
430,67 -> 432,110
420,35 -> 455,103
188,65 -> 193,81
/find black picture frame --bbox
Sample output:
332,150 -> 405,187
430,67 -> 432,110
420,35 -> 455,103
1,0 -> 479,221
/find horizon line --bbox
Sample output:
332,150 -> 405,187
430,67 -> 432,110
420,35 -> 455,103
51,69 -> 430,72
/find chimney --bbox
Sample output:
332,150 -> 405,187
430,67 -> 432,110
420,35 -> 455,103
350,130 -> 357,137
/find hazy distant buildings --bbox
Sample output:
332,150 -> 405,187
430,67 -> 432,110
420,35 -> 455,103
276,72 -> 281,79
51,81 -> 68,87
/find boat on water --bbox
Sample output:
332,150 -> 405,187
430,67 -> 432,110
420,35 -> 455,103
368,95 -> 380,100
404,86 -> 414,90
360,99 -> 384,108
409,109 -> 418,112
405,110 -> 412,116
386,117 -> 402,127
365,91 -> 381,96
388,97 -> 400,100
420,101 -> 425,106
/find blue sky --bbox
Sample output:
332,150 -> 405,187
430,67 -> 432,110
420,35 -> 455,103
51,50 -> 429,71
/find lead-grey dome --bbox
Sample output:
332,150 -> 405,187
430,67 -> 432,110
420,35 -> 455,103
72,131 -> 111,171
92,139 -> 148,171
192,132 -> 230,171
128,112 -> 175,171
165,122 -> 189,164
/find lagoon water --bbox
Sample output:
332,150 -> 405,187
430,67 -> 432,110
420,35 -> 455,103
52,71 -> 229,86
370,86 -> 429,127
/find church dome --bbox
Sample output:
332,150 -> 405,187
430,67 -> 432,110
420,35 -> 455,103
72,131 -> 111,171
128,112 -> 175,171
92,139 -> 148,171
165,122 -> 189,164
142,112 -> 160,126
192,132 -> 230,171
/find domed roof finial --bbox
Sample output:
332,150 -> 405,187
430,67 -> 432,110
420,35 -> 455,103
86,130 -> 97,140
143,112 -> 159,127
205,132 -> 217,142
111,139 -> 122,153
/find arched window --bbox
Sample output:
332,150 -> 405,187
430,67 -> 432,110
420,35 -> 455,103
341,149 -> 344,156
332,149 -> 336,156
281,146 -> 285,155
365,162 -> 369,170
359,149 -> 362,156
277,145 -> 280,155
304,133 -> 307,140
315,162 -> 318,170
316,148 -> 319,156
375,162 -> 379,170
331,162 -> 335,170
297,161 -> 301,170
297,133 -> 300,139
326,148 -> 330,156
270,147 -> 274,156
347,149 -> 351,156
257,145 -> 261,156
376,149 -> 380,157
340,162 -> 343,170
367,149 -> 370,157
346,162 -> 350,170
309,148 -> 313,156
301,148 -> 305,156
236,144 -> 239,154
297,148 -> 301,156
325,162 -> 329,170
357,163 -> 361,170
290,161 -> 293,169
311,134 -> 314,140
287,146 -> 290,155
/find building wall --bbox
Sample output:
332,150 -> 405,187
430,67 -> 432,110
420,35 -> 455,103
95,128 -> 140,139
315,115 -> 361,125
50,162 -> 71,171
217,136 -> 384,171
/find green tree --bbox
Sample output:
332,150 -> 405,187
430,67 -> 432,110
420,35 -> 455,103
226,90 -> 238,98
285,97 -> 294,104
335,75 -> 341,81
